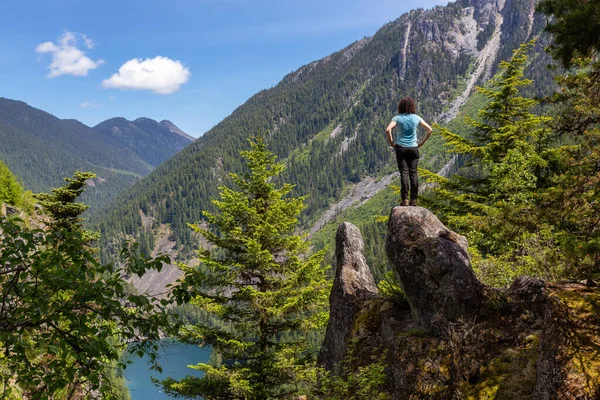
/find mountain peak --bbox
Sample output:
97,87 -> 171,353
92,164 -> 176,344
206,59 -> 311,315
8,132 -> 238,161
134,117 -> 158,124
159,120 -> 195,141
92,116 -> 193,167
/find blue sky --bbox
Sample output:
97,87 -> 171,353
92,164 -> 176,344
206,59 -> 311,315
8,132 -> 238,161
1,0 -> 449,137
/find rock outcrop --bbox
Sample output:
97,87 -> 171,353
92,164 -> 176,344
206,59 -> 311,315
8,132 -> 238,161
320,207 -> 600,399
318,222 -> 378,375
1,203 -> 28,221
508,275 -> 548,315
385,206 -> 485,328
1,203 -> 20,217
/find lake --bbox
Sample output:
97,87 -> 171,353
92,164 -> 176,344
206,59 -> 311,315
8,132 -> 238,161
124,340 -> 211,400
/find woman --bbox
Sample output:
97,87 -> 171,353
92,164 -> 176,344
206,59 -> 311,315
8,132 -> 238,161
385,97 -> 433,206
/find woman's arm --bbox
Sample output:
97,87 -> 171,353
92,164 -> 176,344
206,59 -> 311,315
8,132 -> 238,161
386,120 -> 397,147
418,119 -> 433,147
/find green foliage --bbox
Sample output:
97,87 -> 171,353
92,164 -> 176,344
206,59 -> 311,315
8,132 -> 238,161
422,36 -> 600,284
163,137 -> 330,399
538,59 -> 600,279
537,0 -> 600,68
422,42 -> 562,286
0,160 -> 24,208
0,172 -> 171,398
35,171 -> 96,231
315,337 -> 390,400
532,1 -> 600,280
377,271 -> 408,306
317,358 -> 390,400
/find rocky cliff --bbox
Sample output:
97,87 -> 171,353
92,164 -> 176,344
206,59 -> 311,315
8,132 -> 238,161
320,207 -> 600,399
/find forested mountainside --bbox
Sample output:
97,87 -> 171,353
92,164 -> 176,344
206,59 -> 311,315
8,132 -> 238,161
93,0 -> 552,260
93,117 -> 194,167
0,98 -> 192,214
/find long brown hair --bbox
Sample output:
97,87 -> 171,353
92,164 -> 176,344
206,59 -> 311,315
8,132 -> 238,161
398,97 -> 416,114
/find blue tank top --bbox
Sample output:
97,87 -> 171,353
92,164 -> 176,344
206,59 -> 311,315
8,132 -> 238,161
392,114 -> 422,147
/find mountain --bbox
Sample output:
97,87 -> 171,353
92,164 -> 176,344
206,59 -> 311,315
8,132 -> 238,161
0,98 -> 193,213
93,117 -> 193,167
159,120 -> 195,141
93,0 -> 553,262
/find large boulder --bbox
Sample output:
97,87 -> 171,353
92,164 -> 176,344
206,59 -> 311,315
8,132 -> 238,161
385,206 -> 485,328
317,209 -> 599,398
318,222 -> 378,375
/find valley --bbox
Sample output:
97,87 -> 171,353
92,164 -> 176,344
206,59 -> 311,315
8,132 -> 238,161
2,0 -> 599,398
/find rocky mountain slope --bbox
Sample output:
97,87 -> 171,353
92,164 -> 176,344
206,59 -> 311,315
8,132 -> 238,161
320,208 -> 600,399
0,98 -> 193,214
159,119 -> 195,141
93,0 -> 554,289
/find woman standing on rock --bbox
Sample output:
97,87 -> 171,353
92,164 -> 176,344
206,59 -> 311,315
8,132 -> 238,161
385,97 -> 433,206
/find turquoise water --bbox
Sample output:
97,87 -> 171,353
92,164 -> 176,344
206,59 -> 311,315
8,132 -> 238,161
124,340 -> 210,399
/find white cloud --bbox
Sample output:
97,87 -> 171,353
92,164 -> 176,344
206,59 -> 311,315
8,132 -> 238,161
80,101 -> 100,108
84,37 -> 94,49
36,32 -> 104,78
101,56 -> 190,94
108,96 -> 115,100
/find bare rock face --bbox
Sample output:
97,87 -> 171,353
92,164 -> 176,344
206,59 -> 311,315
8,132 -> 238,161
385,206 -> 485,328
508,275 -> 547,315
533,294 -> 570,400
4,204 -> 19,217
318,222 -> 378,375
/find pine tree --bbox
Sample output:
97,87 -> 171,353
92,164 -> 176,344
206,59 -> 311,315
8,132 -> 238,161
421,42 -> 557,285
164,136 -> 330,399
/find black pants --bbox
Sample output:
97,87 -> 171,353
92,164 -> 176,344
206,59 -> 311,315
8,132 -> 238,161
394,146 -> 419,200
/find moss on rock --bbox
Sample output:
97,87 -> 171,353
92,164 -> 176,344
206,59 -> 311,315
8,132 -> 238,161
556,287 -> 600,397
462,335 -> 539,399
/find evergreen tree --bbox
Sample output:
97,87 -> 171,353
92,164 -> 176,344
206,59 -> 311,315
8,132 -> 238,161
35,171 -> 95,231
421,42 -> 557,285
537,0 -> 600,68
164,136 -> 330,399
540,59 -> 600,279
537,0 -> 600,280
0,172 -> 170,398
0,160 -> 23,207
